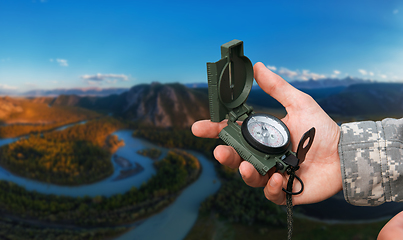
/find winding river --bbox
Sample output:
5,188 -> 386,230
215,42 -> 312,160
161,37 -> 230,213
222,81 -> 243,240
0,129 -> 221,239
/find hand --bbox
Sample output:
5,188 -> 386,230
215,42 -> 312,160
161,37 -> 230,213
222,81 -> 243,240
378,211 -> 403,240
191,62 -> 342,206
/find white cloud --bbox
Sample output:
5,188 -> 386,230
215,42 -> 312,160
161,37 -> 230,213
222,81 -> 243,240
379,74 -> 387,79
277,67 -> 326,81
358,69 -> 368,75
266,65 -> 277,71
394,9 -> 399,14
333,70 -> 340,75
81,73 -> 129,84
301,69 -> 326,80
0,84 -> 18,90
278,67 -> 298,79
369,72 -> 374,76
56,59 -> 68,67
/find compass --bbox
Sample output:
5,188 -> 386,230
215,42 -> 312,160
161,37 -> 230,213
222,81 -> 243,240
242,114 -> 290,154
207,40 -> 315,175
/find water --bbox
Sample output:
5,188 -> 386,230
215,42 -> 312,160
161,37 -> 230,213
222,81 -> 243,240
0,130 -> 169,197
116,151 -> 221,240
0,129 -> 222,240
54,120 -> 87,131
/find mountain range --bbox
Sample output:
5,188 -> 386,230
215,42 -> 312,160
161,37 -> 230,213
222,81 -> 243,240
185,76 -> 372,90
49,82 -> 210,128
44,81 -> 403,126
22,87 -> 129,97
2,78 -> 403,128
0,77 -> 374,97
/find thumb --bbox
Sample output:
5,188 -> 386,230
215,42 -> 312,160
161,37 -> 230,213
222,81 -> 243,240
254,62 -> 302,109
378,211 -> 403,240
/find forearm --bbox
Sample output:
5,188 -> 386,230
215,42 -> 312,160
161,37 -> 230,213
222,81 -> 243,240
338,118 -> 403,206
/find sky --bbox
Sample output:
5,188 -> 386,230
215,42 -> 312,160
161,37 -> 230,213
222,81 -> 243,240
1,0 -> 403,92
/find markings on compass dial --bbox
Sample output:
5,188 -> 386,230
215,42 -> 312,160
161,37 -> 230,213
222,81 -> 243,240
248,121 -> 284,147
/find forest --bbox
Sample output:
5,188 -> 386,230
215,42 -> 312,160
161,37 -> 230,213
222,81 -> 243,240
0,117 -> 123,185
133,127 -> 221,157
0,149 -> 200,239
136,147 -> 162,160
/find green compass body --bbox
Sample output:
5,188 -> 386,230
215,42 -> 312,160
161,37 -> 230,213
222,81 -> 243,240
207,40 -> 297,175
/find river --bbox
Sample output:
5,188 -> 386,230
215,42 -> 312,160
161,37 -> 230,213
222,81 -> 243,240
0,129 -> 221,239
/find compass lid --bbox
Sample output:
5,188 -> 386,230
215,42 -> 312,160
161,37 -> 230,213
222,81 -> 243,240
207,40 -> 254,122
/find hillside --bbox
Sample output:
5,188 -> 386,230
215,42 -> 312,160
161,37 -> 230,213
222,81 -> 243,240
245,82 -> 403,121
245,86 -> 346,109
289,76 -> 372,89
0,96 -> 99,125
319,83 -> 403,119
50,82 -> 210,128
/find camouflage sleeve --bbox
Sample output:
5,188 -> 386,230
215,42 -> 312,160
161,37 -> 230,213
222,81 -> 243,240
338,118 -> 403,206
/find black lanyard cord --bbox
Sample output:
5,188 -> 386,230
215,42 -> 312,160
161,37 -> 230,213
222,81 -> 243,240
282,166 -> 304,240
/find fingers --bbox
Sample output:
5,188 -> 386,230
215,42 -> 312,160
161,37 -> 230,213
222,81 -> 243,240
239,161 -> 269,187
191,119 -> 228,138
263,173 -> 286,205
214,146 -> 273,189
254,62 -> 302,109
213,145 -> 242,168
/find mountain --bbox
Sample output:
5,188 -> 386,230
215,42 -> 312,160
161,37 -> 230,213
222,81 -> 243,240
184,83 -> 208,88
319,83 -> 403,118
246,86 -> 346,109
22,87 -> 129,97
18,81 -> 403,128
0,89 -> 19,96
290,77 -> 372,89
0,96 -> 23,120
120,82 -> 209,127
50,82 -> 210,128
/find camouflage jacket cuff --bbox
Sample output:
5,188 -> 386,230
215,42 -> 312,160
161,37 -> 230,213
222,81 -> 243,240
339,119 -> 403,206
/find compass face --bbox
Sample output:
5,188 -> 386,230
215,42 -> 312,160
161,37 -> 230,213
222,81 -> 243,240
241,114 -> 290,154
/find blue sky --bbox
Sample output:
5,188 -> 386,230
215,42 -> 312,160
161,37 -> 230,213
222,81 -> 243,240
1,0 -> 403,92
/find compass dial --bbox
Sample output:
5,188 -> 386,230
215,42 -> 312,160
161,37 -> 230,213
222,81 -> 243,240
241,114 -> 290,154
248,121 -> 284,147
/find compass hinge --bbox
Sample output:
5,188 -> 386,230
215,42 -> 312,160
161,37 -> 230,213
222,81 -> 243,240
228,104 -> 254,122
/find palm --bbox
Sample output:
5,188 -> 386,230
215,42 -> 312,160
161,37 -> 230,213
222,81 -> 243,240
281,95 -> 341,205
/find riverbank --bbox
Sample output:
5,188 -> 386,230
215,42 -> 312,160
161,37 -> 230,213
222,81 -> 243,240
114,162 -> 144,181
